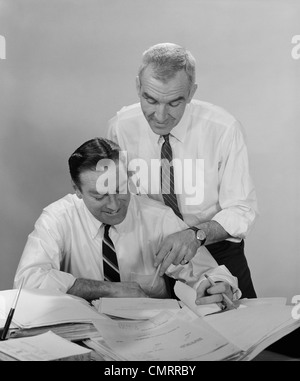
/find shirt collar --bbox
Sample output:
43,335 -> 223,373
82,202 -> 102,239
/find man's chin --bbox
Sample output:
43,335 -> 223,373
101,212 -> 126,226
150,124 -> 173,136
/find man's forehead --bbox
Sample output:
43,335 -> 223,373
140,70 -> 190,98
142,65 -> 189,84
95,161 -> 128,194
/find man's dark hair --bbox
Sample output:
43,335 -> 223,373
68,138 -> 120,190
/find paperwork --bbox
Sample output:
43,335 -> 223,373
93,281 -> 224,320
90,283 -> 300,361
92,297 -> 180,320
0,289 -> 105,330
204,297 -> 300,360
92,307 -> 242,361
0,331 -> 91,361
1,286 -> 299,361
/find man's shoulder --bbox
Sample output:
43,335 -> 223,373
108,103 -> 147,140
190,99 -> 239,126
131,194 -> 187,226
43,194 -> 82,217
115,102 -> 143,121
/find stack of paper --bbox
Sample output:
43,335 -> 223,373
204,297 -> 300,361
0,331 -> 91,361
91,308 -> 243,361
89,282 -> 300,361
92,297 -> 180,320
9,322 -> 100,342
92,281 -> 222,320
0,289 -> 105,331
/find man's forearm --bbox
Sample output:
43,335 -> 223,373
67,278 -> 148,301
193,220 -> 231,246
67,278 -> 116,301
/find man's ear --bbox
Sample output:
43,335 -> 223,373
72,182 -> 82,199
136,76 -> 141,97
187,83 -> 198,103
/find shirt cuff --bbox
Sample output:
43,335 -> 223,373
192,265 -> 242,300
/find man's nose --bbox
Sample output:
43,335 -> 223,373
155,104 -> 168,122
106,194 -> 120,210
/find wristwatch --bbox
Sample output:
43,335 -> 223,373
189,227 -> 207,246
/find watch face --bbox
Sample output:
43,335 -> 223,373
197,230 -> 206,241
190,227 -> 206,244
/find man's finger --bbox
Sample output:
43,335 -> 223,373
154,241 -> 173,267
196,293 -> 223,305
195,280 -> 210,299
159,251 -> 177,275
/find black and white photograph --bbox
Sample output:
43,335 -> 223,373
0,0 -> 299,363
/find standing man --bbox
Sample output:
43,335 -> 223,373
107,43 -> 258,298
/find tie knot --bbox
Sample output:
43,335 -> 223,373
104,224 -> 111,236
163,134 -> 170,143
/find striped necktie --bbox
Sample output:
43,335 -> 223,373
161,134 -> 183,220
102,224 -> 120,282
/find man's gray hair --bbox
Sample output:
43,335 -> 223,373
138,43 -> 196,86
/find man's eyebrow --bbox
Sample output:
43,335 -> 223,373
143,92 -> 157,101
143,92 -> 185,103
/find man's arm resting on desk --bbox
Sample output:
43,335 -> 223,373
67,278 -> 148,301
155,220 -> 231,275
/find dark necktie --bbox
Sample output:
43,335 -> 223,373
102,224 -> 120,282
161,134 -> 183,220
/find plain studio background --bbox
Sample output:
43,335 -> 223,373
0,0 -> 299,301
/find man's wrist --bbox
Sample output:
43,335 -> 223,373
188,227 -> 207,246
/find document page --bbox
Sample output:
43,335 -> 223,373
93,308 -> 241,361
204,302 -> 300,352
92,297 -> 180,319
0,289 -> 104,328
0,331 -> 91,361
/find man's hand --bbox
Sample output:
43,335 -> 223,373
195,280 -> 233,309
154,229 -> 200,275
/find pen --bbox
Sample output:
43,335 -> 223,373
149,264 -> 161,293
0,279 -> 24,340
204,274 -> 237,310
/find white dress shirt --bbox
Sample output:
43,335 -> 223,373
107,100 -> 258,241
14,193 -> 240,298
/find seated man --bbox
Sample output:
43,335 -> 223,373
14,138 -> 240,307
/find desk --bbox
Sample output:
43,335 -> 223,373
252,350 -> 300,361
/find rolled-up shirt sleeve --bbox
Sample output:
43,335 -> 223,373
165,246 -> 241,301
212,121 -> 258,239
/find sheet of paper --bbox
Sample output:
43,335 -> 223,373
0,289 -> 104,329
92,297 -> 180,319
239,297 -> 287,306
93,308 -> 241,361
204,302 -> 299,352
0,331 -> 91,361
174,281 -> 222,316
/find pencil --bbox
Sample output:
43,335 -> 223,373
204,274 -> 237,310
0,279 -> 24,340
149,263 -> 161,292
